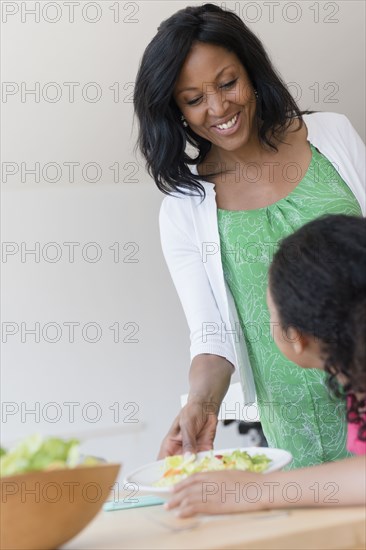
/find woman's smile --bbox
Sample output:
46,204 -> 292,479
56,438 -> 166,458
210,110 -> 242,135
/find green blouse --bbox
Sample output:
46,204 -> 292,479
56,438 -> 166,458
217,143 -> 362,469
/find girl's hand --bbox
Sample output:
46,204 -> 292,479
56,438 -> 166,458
165,470 -> 266,517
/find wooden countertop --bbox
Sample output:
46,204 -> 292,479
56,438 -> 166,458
62,504 -> 365,550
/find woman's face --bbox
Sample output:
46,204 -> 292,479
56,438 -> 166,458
173,42 -> 257,152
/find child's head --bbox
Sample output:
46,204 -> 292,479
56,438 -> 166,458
268,214 -> 366,435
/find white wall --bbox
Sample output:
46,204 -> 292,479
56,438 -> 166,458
1,1 -> 365,477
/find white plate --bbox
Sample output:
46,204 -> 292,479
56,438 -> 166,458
124,447 -> 292,495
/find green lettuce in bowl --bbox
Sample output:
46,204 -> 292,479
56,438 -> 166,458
0,433 -> 101,477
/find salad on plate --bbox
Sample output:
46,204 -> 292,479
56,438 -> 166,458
155,449 -> 272,487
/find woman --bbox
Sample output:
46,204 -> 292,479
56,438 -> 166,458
166,214 -> 366,516
133,4 -> 365,468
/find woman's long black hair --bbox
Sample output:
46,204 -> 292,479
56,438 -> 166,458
269,214 -> 366,442
133,3 -> 314,199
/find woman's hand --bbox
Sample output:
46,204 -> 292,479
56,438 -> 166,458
157,399 -> 219,458
158,354 -> 234,459
165,470 -> 265,517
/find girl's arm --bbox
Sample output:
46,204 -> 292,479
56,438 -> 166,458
259,455 -> 366,509
167,455 -> 366,517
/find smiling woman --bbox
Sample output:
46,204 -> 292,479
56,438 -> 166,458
173,43 -> 257,155
133,3 -> 365,470
133,3 -> 306,198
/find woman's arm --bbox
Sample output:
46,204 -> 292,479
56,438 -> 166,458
158,354 -> 234,458
157,196 -> 236,457
167,455 -> 366,516
159,195 -> 238,367
188,353 -> 234,406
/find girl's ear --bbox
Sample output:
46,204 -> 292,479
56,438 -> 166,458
287,327 -> 306,355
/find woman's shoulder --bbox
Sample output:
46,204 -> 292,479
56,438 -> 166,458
302,111 -> 365,153
305,111 -> 365,156
159,185 -> 211,227
302,111 -> 352,136
302,111 -> 349,123
160,178 -> 214,208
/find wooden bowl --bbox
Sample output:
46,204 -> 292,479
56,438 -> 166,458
0,463 -> 121,550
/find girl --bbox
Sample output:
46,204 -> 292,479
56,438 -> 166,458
166,214 -> 366,516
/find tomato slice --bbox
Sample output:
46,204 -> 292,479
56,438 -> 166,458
215,454 -> 223,459
162,468 -> 181,477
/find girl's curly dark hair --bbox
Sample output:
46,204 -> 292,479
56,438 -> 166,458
269,214 -> 366,442
133,3 -> 314,200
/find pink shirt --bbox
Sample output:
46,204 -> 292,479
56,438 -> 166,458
347,422 -> 366,455
347,397 -> 366,455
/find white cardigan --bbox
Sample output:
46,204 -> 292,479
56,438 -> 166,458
159,112 -> 366,404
